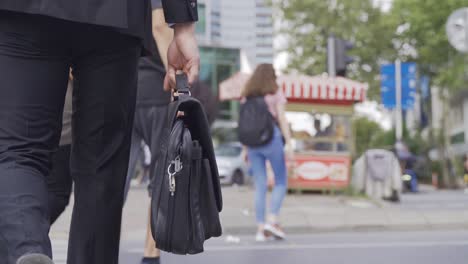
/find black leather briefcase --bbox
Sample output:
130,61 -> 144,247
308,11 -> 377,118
151,74 -> 222,255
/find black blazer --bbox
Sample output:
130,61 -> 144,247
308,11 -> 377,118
0,0 -> 198,52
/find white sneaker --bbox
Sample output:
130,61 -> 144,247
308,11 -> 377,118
264,223 -> 286,240
17,254 -> 54,264
255,231 -> 268,242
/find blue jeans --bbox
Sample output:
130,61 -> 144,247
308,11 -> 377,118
248,127 -> 287,224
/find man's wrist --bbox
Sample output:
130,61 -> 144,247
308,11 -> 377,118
173,23 -> 195,36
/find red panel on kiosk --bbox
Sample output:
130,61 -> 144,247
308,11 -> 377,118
288,154 -> 351,189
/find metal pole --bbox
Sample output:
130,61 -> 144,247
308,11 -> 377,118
465,8 -> 468,53
328,35 -> 336,77
395,59 -> 403,141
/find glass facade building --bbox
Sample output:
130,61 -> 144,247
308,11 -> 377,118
199,46 -> 240,120
195,0 -> 242,120
196,3 -> 207,35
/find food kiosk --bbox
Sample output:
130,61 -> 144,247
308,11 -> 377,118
219,73 -> 368,192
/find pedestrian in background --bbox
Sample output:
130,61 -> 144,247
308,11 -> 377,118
0,0 -> 199,263
240,64 -> 293,242
133,142 -> 153,186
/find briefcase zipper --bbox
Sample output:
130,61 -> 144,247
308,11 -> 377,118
166,155 -> 183,251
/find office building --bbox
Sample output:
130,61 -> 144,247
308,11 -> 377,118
198,0 -> 275,67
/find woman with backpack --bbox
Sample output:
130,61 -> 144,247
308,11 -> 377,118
239,64 -> 292,242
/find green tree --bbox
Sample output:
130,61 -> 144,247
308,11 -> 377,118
276,0 -> 395,99
388,0 -> 467,91
352,117 -> 395,158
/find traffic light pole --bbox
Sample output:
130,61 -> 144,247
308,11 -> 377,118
327,35 -> 336,77
395,59 -> 403,141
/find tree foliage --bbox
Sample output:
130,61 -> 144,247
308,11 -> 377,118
388,0 -> 468,92
352,117 -> 394,158
276,0 -> 395,99
353,116 -> 430,159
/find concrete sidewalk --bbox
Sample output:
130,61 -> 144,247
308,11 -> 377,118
218,185 -> 468,235
50,185 -> 468,242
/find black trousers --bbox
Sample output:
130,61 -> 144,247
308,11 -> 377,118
0,11 -> 141,264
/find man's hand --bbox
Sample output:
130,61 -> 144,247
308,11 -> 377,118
164,23 -> 200,91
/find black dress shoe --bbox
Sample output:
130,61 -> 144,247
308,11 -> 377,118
16,254 -> 54,264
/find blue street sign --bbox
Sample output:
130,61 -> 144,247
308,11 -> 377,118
380,62 -> 417,110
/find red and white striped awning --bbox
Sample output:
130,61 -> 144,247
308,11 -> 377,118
278,75 -> 367,103
219,73 -> 368,104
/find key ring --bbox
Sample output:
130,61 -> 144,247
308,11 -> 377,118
167,156 -> 183,176
167,156 -> 183,196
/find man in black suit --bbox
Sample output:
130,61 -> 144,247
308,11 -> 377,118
0,1 -> 200,264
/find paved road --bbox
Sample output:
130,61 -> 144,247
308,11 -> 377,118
115,230 -> 468,264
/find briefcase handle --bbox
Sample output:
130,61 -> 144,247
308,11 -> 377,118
175,73 -> 191,98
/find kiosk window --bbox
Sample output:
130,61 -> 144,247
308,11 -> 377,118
286,112 -> 351,153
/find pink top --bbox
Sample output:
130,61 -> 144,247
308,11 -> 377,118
264,89 -> 287,119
